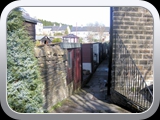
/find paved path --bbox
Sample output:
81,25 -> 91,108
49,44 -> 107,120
51,58 -> 131,113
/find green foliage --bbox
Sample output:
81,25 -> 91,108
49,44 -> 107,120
54,33 -> 63,36
7,8 -> 44,113
35,40 -> 41,46
51,102 -> 63,110
79,37 -> 83,43
52,38 -> 61,43
38,19 -> 54,26
64,29 -> 68,35
38,19 -> 72,28
93,39 -> 98,42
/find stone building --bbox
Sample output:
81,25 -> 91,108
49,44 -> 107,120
110,6 -> 153,112
112,7 -> 153,85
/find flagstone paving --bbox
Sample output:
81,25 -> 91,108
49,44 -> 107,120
51,58 -> 131,113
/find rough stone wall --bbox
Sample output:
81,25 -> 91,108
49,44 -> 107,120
112,7 -> 153,85
110,7 -> 153,112
34,44 -> 69,111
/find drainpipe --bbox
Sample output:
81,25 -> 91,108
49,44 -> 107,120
107,7 -> 113,96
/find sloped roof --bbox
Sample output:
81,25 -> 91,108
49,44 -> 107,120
43,25 -> 68,31
71,26 -> 110,32
63,34 -> 79,38
20,8 -> 39,24
22,14 -> 39,24
43,26 -> 53,29
71,27 -> 88,31
51,25 -> 68,31
36,35 -> 44,40
40,35 -> 52,42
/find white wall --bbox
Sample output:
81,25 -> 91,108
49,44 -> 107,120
70,31 -> 89,43
36,22 -> 43,35
70,31 -> 109,43
93,43 -> 99,63
43,28 -> 53,36
67,26 -> 71,34
82,63 -> 92,73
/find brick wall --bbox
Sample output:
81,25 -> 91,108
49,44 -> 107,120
34,44 -> 70,111
112,7 -> 153,85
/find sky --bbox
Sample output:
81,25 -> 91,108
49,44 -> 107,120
21,7 -> 110,27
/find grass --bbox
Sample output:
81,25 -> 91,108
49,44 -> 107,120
51,101 -> 63,110
48,99 -> 68,112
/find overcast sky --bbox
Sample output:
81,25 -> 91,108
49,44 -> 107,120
22,7 -> 110,26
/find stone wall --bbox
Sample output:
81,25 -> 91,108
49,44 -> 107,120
110,7 -> 153,112
112,7 -> 153,85
34,44 -> 69,111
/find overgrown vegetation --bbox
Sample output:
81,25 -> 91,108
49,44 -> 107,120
7,7 -> 44,113
52,38 -> 62,43
35,40 -> 41,46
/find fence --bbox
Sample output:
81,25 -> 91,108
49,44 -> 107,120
112,31 -> 153,111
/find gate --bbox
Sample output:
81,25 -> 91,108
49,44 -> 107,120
112,31 -> 153,111
73,48 -> 82,91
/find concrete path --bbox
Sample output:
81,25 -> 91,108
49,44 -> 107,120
51,58 -> 131,113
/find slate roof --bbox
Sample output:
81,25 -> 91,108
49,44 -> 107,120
19,7 -> 39,24
71,26 -> 110,32
43,26 -> 53,29
51,25 -> 68,31
71,27 -> 88,31
40,35 -> 52,43
63,34 -> 79,38
43,25 -> 68,31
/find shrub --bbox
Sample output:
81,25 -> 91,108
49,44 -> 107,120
54,33 -> 63,36
7,7 -> 44,113
35,40 -> 41,46
52,38 -> 61,43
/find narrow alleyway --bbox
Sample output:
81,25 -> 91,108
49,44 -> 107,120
51,57 -> 131,113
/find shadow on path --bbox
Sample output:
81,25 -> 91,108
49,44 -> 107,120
51,57 -> 131,113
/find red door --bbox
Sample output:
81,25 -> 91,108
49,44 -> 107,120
73,48 -> 81,91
